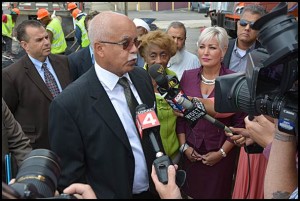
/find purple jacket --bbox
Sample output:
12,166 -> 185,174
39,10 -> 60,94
176,65 -> 246,153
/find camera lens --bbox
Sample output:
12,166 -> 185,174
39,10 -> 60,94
14,149 -> 61,198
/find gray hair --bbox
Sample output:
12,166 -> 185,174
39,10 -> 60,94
166,21 -> 187,37
241,5 -> 267,18
197,26 -> 229,54
88,11 -> 125,51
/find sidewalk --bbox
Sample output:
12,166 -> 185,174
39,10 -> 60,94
128,9 -> 211,29
154,20 -> 210,29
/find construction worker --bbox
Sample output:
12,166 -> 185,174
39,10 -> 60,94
2,8 -> 20,57
72,8 -> 90,48
67,2 -> 78,15
36,8 -> 67,55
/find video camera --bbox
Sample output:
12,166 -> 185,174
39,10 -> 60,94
2,149 -> 76,199
215,2 -> 298,137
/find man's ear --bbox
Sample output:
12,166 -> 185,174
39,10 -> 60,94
93,42 -> 105,58
20,41 -> 28,51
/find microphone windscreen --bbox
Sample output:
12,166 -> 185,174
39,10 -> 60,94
148,64 -> 169,89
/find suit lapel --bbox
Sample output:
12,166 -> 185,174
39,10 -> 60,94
87,68 -> 132,152
49,54 -> 70,89
23,55 -> 53,100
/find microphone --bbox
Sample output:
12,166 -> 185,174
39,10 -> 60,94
148,64 -> 233,134
177,96 -> 233,134
135,104 -> 163,156
148,64 -> 189,113
135,104 -> 186,186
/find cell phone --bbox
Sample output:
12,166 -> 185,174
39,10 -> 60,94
5,153 -> 12,184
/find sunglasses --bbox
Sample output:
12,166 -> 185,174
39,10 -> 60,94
99,37 -> 140,50
239,19 -> 255,29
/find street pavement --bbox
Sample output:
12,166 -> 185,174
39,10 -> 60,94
128,8 -> 210,55
128,8 -> 211,29
136,8 -> 233,55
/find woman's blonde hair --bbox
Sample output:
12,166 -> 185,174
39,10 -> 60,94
197,26 -> 229,54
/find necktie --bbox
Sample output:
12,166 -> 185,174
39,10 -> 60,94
118,77 -> 157,193
42,63 -> 60,98
118,77 -> 138,120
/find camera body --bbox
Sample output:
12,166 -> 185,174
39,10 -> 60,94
215,2 -> 298,136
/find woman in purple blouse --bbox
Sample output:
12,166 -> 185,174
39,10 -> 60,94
176,26 -> 246,199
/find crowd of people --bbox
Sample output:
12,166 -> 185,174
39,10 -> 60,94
2,2 -> 298,199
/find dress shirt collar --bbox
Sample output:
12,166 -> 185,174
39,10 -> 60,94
233,39 -> 257,57
94,62 -> 132,91
28,55 -> 51,71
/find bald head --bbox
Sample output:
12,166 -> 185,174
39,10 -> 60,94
88,11 -> 136,51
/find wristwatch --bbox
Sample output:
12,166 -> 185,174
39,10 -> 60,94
220,148 -> 227,158
179,143 -> 189,154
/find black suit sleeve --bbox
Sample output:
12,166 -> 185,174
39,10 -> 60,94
67,53 -> 79,81
48,97 -> 86,192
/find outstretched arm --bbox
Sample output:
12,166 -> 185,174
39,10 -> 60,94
264,119 -> 298,199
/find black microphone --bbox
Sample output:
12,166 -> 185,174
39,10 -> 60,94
135,104 -> 186,186
148,64 -> 189,113
177,96 -> 233,134
148,64 -> 233,134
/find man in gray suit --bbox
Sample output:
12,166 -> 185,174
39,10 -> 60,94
2,20 -> 72,149
49,11 -> 163,199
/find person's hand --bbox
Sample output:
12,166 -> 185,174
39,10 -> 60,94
184,146 -> 202,162
173,109 -> 184,117
63,183 -> 97,199
201,151 -> 222,166
8,178 -> 15,185
244,115 -> 275,148
151,165 -> 182,199
225,127 -> 248,146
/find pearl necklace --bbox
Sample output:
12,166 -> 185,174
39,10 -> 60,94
201,74 -> 215,85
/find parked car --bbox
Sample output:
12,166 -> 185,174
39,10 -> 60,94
190,2 -> 211,13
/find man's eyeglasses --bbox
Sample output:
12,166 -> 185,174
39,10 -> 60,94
239,19 -> 255,29
99,37 -> 140,50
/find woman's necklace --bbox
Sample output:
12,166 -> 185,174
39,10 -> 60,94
201,74 -> 215,85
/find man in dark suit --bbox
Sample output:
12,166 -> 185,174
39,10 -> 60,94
68,11 -> 99,81
223,5 -> 267,72
49,11 -> 163,199
2,20 -> 71,149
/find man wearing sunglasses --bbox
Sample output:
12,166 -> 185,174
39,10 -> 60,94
223,5 -> 269,199
223,5 -> 267,73
48,11 -> 162,199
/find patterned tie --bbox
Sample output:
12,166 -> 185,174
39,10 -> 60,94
42,63 -> 60,98
118,77 -> 138,120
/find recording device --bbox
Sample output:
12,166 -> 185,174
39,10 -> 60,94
2,149 -> 76,199
135,104 -> 186,187
215,2 -> 298,137
148,64 -> 233,134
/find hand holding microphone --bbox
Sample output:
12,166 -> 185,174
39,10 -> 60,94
135,104 -> 186,187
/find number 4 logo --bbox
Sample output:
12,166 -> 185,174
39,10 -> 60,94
141,110 -> 160,129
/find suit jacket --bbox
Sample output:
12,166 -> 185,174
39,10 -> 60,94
223,38 -> 262,69
2,54 -> 72,149
2,98 -> 32,181
49,66 -> 162,198
68,46 -> 93,81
